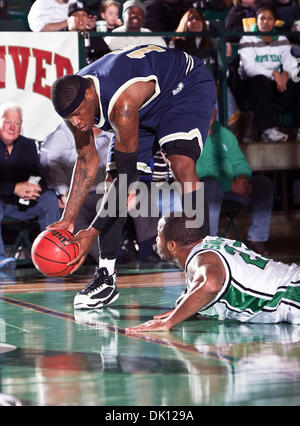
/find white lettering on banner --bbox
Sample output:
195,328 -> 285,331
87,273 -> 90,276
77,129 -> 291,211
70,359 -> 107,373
0,32 -> 79,141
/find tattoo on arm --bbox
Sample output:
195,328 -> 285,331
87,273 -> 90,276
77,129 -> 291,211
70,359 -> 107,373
62,124 -> 99,220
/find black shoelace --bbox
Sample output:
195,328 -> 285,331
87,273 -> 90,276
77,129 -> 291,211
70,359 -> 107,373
81,267 -> 112,295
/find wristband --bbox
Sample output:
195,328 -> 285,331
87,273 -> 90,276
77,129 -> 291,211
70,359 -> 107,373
114,150 -> 139,183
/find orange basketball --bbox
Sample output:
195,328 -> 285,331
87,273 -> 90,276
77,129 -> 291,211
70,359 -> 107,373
31,229 -> 79,277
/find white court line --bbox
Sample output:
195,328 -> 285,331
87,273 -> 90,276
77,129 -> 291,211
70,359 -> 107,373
3,322 -> 31,333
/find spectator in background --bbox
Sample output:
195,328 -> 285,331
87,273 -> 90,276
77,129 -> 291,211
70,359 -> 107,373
87,12 -> 97,31
66,1 -> 110,63
237,5 -> 300,142
143,0 -> 189,32
196,109 -> 273,256
168,8 -> 219,82
28,0 -> 71,32
226,0 -> 300,46
226,0 -> 261,141
0,103 -> 60,270
104,0 -> 167,51
95,0 -> 122,32
66,0 -> 90,31
40,122 -> 112,263
225,0 -> 259,139
225,0 -> 258,33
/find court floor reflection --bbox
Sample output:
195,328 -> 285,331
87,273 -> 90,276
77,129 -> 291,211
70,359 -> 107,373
0,283 -> 299,406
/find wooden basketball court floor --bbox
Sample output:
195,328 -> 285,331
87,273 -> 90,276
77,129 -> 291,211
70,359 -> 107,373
0,255 -> 300,407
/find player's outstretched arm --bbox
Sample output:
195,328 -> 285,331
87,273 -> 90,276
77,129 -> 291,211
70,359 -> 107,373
64,126 -> 99,221
48,127 -> 99,232
125,253 -> 225,333
153,309 -> 175,320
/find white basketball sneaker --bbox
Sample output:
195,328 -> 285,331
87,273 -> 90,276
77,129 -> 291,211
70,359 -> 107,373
74,267 -> 119,309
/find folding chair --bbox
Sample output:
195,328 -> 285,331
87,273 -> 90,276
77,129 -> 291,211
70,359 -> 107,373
2,216 -> 37,265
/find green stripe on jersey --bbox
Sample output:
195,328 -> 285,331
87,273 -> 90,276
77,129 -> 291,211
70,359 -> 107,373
221,282 -> 300,314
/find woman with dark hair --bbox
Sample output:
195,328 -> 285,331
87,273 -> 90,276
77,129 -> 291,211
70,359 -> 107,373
168,8 -> 219,81
237,4 -> 300,142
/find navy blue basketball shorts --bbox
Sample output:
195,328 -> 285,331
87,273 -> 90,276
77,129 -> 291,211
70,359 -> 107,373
106,75 -> 216,175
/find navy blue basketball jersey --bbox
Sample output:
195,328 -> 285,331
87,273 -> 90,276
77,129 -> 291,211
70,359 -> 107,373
78,44 -> 214,131
78,44 -> 216,171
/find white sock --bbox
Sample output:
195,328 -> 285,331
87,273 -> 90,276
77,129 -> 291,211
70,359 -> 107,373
99,257 -> 116,275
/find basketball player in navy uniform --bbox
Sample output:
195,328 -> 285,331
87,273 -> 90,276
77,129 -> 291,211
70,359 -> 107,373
126,213 -> 300,333
49,44 -> 216,310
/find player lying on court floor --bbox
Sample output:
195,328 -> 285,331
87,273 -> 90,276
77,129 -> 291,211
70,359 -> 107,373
125,213 -> 300,334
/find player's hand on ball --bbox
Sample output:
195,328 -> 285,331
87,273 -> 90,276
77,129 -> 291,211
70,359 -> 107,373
66,227 -> 99,273
46,218 -> 75,234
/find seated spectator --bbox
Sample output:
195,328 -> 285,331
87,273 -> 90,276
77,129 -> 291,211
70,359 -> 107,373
225,0 -> 259,137
227,1 -> 300,46
104,0 -> 167,51
143,0 -> 190,32
87,11 -> 98,31
168,8 -> 219,82
225,0 -> 258,33
66,1 -> 90,31
237,5 -> 300,142
95,0 -> 122,32
0,103 -> 60,270
196,109 -> 274,256
40,122 -> 112,263
66,1 -> 110,63
28,0 -> 70,32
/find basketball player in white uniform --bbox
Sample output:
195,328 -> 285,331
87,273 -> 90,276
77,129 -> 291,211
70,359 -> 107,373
126,213 -> 300,334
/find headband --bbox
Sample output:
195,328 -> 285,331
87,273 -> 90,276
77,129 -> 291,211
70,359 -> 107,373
56,77 -> 89,118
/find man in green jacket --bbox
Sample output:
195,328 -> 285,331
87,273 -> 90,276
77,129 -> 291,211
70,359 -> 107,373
196,110 -> 273,256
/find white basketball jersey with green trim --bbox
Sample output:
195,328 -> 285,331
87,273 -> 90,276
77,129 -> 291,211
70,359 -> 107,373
184,236 -> 300,324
